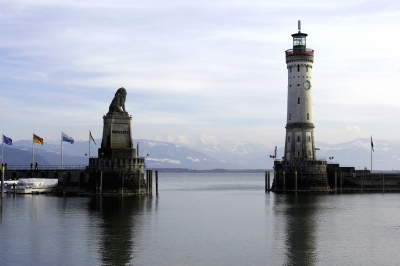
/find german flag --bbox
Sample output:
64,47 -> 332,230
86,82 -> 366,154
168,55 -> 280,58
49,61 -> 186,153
33,134 -> 44,145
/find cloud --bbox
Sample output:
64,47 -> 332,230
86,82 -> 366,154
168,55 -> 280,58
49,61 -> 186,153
346,126 -> 361,135
1,0 -> 400,144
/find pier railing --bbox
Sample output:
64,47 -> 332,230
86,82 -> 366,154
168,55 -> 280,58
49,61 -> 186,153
285,48 -> 314,57
88,157 -> 146,172
4,165 -> 87,170
274,159 -> 327,166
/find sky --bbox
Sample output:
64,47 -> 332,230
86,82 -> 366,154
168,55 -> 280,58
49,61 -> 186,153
1,0 -> 399,146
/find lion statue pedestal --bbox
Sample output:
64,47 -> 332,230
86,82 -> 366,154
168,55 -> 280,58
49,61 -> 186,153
88,87 -> 145,195
99,87 -> 136,159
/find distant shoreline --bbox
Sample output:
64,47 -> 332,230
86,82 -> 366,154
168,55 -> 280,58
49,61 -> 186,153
147,168 -> 272,173
145,168 -> 400,174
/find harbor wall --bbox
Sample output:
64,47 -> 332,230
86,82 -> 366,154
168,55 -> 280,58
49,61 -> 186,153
272,160 -> 330,191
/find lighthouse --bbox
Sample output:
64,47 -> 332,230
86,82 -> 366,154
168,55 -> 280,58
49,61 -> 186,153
284,20 -> 315,161
272,21 -> 329,192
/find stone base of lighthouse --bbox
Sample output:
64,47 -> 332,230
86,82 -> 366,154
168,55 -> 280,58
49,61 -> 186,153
272,160 -> 330,191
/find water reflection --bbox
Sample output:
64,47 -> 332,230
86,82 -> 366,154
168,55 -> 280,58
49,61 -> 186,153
0,198 -> 3,223
88,196 -> 149,266
275,193 -> 319,266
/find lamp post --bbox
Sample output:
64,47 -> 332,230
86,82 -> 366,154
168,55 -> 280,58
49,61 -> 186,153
269,146 -> 277,160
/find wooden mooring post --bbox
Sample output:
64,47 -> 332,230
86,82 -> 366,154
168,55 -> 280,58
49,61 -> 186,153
120,171 -> 124,196
143,170 -> 157,195
283,171 -> 286,192
99,171 -> 103,195
335,171 -> 337,192
145,170 -> 148,194
63,172 -> 66,196
340,172 -> 343,193
137,169 -> 141,194
156,170 -> 159,195
149,170 -> 152,194
146,170 -> 152,195
360,171 -> 363,192
149,170 -> 152,195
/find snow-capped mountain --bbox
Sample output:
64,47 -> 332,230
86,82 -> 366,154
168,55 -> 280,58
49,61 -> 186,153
315,138 -> 400,170
4,137 -> 400,170
136,139 -> 237,169
153,134 -> 275,168
8,138 -> 238,169
153,135 -> 400,170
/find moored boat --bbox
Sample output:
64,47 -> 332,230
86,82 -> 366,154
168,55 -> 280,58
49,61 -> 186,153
3,180 -> 18,193
15,178 -> 58,194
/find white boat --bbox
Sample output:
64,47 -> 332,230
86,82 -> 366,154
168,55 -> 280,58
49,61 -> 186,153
15,178 -> 58,194
2,180 -> 18,193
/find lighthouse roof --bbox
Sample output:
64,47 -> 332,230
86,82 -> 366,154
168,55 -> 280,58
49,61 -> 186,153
291,32 -> 308,38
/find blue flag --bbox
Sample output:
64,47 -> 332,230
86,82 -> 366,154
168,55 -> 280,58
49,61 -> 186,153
3,135 -> 12,145
62,132 -> 74,144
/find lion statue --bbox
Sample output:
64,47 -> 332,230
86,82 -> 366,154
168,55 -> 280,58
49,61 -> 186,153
108,87 -> 127,114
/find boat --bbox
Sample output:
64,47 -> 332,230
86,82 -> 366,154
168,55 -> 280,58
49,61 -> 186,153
2,180 -> 18,193
15,178 -> 58,194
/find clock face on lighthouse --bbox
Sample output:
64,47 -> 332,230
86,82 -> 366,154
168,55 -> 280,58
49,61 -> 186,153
303,80 -> 311,90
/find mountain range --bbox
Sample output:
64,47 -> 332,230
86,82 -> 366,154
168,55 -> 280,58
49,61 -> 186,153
1,136 -> 399,171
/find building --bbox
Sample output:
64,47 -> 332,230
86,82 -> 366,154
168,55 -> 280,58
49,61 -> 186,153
272,22 -> 330,191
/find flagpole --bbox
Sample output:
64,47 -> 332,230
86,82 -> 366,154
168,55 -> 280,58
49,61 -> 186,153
371,143 -> 372,173
61,132 -> 63,169
89,130 -> 91,160
2,138 -> 4,164
32,133 -> 34,165
371,136 -> 373,173
371,147 -> 372,172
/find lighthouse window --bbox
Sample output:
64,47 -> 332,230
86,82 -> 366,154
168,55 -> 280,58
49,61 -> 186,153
306,66 -> 309,72
307,136 -> 311,142
288,136 -> 291,142
297,136 -> 300,142
298,98 -> 300,104
307,113 -> 309,120
289,113 -> 291,120
290,67 -> 292,73
297,65 -> 300,72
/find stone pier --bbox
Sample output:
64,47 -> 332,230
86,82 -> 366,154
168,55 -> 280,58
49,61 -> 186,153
272,160 -> 330,191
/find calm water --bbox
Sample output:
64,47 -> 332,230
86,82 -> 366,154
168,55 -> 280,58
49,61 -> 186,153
1,173 -> 400,266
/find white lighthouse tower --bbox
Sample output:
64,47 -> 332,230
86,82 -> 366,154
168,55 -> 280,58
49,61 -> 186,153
284,20 -> 316,161
272,21 -> 329,191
